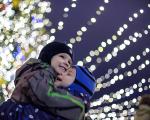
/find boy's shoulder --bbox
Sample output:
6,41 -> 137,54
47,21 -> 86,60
19,58 -> 51,70
14,58 -> 56,85
25,58 -> 48,66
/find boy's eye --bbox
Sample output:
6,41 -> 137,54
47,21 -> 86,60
67,71 -> 73,76
60,55 -> 65,58
68,61 -> 71,65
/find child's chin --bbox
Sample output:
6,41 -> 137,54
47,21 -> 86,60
56,70 -> 65,75
54,81 -> 62,86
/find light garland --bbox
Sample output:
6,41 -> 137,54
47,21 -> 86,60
87,24 -> 150,72
92,77 -> 150,107
68,0 -> 111,46
50,0 -> 78,34
96,59 -> 150,91
96,48 -> 150,90
76,8 -> 145,66
89,90 -> 150,120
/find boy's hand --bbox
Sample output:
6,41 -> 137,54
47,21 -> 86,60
54,67 -> 76,87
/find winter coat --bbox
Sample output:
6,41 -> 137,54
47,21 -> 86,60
1,58 -> 85,120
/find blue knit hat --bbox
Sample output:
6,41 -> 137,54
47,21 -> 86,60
68,66 -> 96,99
38,41 -> 73,64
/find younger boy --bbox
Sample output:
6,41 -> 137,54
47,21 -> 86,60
56,65 -> 96,112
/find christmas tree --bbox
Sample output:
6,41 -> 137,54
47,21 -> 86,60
0,0 -> 52,102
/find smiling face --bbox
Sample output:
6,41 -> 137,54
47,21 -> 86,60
50,53 -> 72,75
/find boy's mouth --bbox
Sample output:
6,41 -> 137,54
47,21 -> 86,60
56,78 -> 61,81
56,75 -> 62,81
59,66 -> 67,72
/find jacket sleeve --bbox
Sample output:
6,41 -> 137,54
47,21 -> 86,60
27,64 -> 85,120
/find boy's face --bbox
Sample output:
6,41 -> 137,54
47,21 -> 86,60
51,53 -> 72,75
54,67 -> 76,87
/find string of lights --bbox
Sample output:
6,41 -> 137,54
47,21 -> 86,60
50,0 -> 78,35
92,77 -> 150,107
95,59 -> 150,96
87,24 -> 150,72
96,48 -> 150,84
68,0 -> 111,47
89,97 -> 140,120
76,7 -> 146,66
96,51 -> 150,90
89,83 -> 150,120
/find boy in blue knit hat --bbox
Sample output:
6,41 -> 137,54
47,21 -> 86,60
68,65 -> 96,100
55,65 -> 96,113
